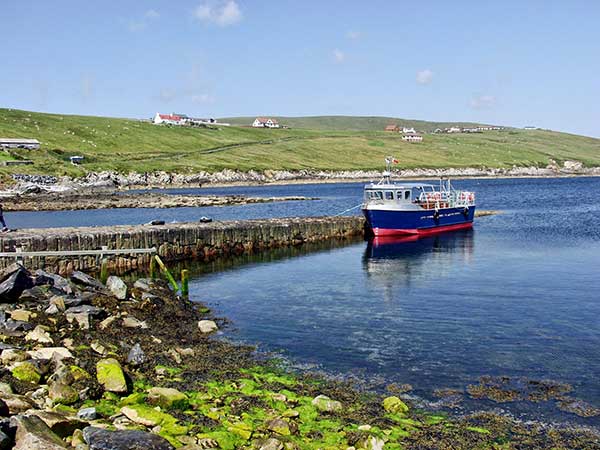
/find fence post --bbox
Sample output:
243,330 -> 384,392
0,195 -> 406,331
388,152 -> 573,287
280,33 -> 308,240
154,255 -> 179,292
181,269 -> 189,298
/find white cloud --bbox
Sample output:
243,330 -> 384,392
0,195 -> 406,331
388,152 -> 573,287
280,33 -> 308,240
145,9 -> 160,19
333,49 -> 345,63
128,9 -> 160,32
346,30 -> 362,40
191,94 -> 215,104
193,1 -> 242,26
416,69 -> 433,85
470,94 -> 496,110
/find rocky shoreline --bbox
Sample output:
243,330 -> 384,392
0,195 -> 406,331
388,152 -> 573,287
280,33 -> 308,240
1,193 -> 313,213
0,263 -> 599,449
3,160 -> 600,195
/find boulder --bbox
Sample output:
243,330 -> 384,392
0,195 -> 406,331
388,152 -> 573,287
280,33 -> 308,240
120,406 -> 159,427
197,320 -> 218,334
83,426 -> 174,450
122,316 -> 148,329
10,415 -> 66,450
26,347 -> 73,362
9,310 -> 34,322
26,410 -> 86,438
2,319 -> 34,332
65,305 -> 104,317
265,418 -> 292,436
1,349 -> 28,364
0,393 -> 36,415
25,325 -> 54,344
0,267 -> 34,302
76,407 -> 97,421
106,276 -> 127,300
133,278 -> 157,292
382,396 -> 409,414
311,395 -> 342,413
70,271 -> 104,290
48,382 -> 79,405
18,286 -> 48,303
147,387 -> 188,409
127,344 -> 145,367
96,358 -> 127,393
257,438 -> 284,450
10,362 -> 42,384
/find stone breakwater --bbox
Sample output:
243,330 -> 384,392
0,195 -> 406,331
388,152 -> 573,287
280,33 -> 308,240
0,217 -> 365,274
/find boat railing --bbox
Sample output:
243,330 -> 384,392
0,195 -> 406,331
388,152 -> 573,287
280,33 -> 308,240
418,190 -> 475,209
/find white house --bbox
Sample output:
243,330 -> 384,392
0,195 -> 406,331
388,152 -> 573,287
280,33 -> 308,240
447,127 -> 462,133
153,113 -> 186,125
402,133 -> 423,143
402,127 -> 416,134
252,117 -> 280,128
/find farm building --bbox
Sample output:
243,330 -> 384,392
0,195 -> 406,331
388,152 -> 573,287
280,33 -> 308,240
0,138 -> 40,150
252,117 -> 280,128
402,133 -> 423,143
153,113 -> 186,125
384,125 -> 400,132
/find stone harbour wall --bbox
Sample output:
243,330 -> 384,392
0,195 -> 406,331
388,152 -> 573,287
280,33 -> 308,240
0,216 -> 365,274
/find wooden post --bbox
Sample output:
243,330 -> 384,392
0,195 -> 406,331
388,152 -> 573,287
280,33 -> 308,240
149,256 -> 157,279
181,269 -> 189,298
154,255 -> 179,292
100,258 -> 109,284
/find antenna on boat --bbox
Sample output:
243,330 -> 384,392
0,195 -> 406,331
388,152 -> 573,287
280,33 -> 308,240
382,156 -> 397,184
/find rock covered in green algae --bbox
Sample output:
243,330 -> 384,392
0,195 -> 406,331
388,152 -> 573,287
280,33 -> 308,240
382,396 -> 409,414
48,382 -> 79,405
311,394 -> 342,412
96,358 -> 127,393
147,387 -> 188,409
11,361 -> 42,384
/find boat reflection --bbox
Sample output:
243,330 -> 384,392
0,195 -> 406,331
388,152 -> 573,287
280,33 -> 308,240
363,230 -> 475,298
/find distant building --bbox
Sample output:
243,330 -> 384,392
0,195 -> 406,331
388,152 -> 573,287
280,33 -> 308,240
523,126 -> 537,130
447,127 -> 462,133
402,133 -> 423,143
153,113 -> 185,125
0,138 -> 40,150
252,117 -> 280,128
402,127 -> 416,134
70,155 -> 84,165
384,124 -> 400,132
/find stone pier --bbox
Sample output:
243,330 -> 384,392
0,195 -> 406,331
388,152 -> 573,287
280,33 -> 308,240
0,216 -> 365,274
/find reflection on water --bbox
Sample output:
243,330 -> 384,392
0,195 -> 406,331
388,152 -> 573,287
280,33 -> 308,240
363,231 -> 475,298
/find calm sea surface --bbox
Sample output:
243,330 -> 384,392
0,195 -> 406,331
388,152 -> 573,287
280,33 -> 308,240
10,177 -> 600,424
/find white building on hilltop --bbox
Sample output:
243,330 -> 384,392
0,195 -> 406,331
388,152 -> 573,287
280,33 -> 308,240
402,127 -> 416,134
153,113 -> 186,125
252,117 -> 280,128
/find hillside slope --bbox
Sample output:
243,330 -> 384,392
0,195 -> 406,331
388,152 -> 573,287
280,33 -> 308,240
1,108 -> 599,178
219,115 -> 491,132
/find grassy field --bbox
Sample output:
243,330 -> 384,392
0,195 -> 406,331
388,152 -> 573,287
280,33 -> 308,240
220,115 -> 492,132
1,108 -> 599,178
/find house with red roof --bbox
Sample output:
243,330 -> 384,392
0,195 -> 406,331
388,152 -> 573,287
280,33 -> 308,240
153,112 -> 186,125
252,117 -> 280,128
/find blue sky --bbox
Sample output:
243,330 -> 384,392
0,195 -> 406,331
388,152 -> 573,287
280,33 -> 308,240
2,1 -> 600,137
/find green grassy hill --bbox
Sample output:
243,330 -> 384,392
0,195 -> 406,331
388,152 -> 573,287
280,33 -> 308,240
1,108 -> 599,179
220,115 -> 491,132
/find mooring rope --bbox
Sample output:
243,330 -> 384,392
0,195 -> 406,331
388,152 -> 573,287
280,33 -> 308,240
332,203 -> 363,216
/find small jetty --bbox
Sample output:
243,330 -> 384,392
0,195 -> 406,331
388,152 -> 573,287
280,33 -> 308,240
0,216 -> 365,274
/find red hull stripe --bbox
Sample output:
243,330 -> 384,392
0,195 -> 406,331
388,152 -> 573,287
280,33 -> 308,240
372,222 -> 473,237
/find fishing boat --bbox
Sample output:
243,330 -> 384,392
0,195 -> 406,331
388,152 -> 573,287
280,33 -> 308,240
362,158 -> 476,237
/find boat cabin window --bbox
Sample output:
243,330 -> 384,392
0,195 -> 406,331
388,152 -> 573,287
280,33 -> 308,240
384,191 -> 394,200
366,190 -> 383,200
404,190 -> 410,200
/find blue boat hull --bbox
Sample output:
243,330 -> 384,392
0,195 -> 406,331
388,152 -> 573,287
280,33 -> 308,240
363,206 -> 475,236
